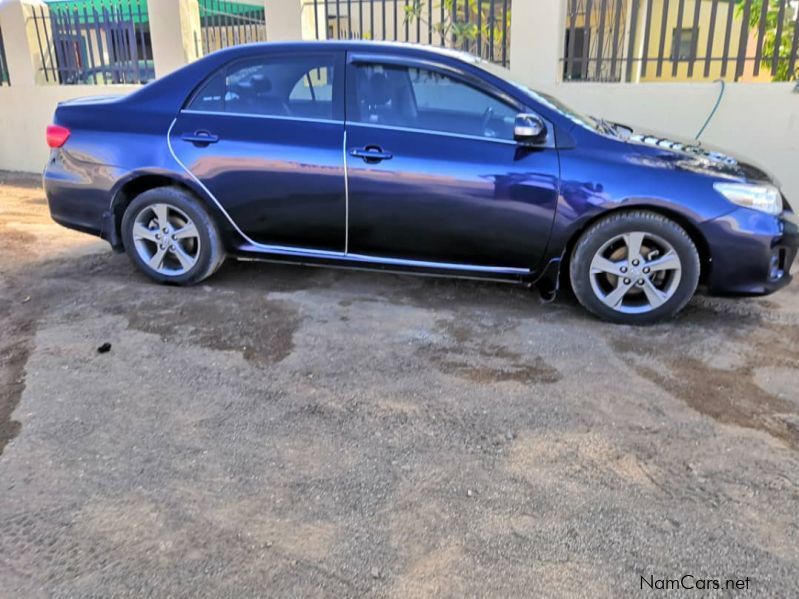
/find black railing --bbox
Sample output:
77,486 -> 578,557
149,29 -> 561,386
31,0 -> 153,85
196,0 -> 267,56
312,0 -> 512,66
0,27 -> 10,86
563,0 -> 799,82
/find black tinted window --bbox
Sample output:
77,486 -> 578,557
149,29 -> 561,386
353,64 -> 517,140
188,55 -> 337,120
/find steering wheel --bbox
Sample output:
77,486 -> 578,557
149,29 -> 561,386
480,106 -> 496,138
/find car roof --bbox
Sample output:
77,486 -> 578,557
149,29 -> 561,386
209,40 -> 482,64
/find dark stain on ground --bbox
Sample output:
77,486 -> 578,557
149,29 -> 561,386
678,298 -> 766,330
0,320 -> 30,456
432,351 -> 561,385
610,333 -> 799,450
421,317 -> 561,385
0,225 -> 40,455
124,291 -> 300,365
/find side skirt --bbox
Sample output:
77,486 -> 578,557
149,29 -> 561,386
231,247 -> 536,285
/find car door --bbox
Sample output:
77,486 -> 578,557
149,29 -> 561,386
344,55 -> 560,270
169,51 -> 346,251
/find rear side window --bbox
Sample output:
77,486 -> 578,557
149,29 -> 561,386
187,54 -> 339,120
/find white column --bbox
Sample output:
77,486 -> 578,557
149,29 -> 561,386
509,1 -> 566,91
264,0 -> 303,41
147,0 -> 201,78
0,0 -> 44,87
300,0 -> 326,40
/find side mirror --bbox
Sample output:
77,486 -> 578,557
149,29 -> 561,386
514,113 -> 546,144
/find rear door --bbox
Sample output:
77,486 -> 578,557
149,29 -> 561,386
344,55 -> 560,270
169,50 -> 346,251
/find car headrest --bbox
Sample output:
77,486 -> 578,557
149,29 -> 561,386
365,72 -> 392,106
250,73 -> 272,93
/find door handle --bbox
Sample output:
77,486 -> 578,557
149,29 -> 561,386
350,146 -> 393,163
181,130 -> 219,145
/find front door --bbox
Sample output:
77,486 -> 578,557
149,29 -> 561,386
344,57 -> 560,270
169,51 -> 346,252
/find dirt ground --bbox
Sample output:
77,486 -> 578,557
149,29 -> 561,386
1,171 -> 798,597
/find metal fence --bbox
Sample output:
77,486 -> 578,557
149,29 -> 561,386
311,0 -> 512,66
0,28 -> 10,86
31,0 -> 153,85
195,0 -> 268,56
563,0 -> 799,82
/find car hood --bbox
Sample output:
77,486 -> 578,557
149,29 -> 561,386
622,129 -> 776,185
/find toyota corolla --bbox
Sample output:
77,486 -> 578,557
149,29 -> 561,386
44,41 -> 797,324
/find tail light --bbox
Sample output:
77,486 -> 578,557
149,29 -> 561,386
46,125 -> 71,148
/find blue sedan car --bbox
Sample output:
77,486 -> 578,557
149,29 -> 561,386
44,41 -> 797,324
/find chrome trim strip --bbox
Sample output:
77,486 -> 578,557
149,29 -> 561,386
166,118 -> 530,276
343,128 -> 349,254
180,109 -> 517,146
180,109 -> 342,126
346,252 -> 529,274
346,121 -> 518,146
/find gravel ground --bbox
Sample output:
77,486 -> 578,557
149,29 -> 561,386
1,171 -> 798,597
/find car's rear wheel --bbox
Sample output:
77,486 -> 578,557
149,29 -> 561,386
569,211 -> 700,325
121,187 -> 225,285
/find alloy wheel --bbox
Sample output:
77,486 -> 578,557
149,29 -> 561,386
132,203 -> 201,275
588,231 -> 682,314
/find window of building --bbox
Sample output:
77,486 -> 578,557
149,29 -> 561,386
672,28 -> 698,62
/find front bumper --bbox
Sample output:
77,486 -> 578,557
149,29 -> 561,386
699,207 -> 798,295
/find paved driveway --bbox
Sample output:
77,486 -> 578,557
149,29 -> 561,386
1,172 -> 798,597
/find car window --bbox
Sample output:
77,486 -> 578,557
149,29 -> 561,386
188,55 -> 337,120
353,64 -> 517,140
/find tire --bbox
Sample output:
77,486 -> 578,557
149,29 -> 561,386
121,187 -> 225,285
569,210 -> 700,325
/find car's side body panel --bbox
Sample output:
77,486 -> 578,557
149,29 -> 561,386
345,122 -> 560,269
169,112 -> 347,252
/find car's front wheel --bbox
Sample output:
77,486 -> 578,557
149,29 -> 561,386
569,211 -> 700,325
121,187 -> 225,285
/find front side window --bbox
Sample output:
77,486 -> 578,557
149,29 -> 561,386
188,54 -> 338,120
353,64 -> 517,140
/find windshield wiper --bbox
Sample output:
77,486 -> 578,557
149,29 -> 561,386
591,116 -> 617,135
591,116 -> 633,139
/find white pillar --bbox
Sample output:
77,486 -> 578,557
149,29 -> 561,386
509,1 -> 566,91
0,0 -> 44,87
264,0 -> 303,41
147,0 -> 201,78
300,0 -> 326,40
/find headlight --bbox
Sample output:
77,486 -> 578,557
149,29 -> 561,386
713,182 -> 783,215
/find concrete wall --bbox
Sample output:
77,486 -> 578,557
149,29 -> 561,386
0,0 -> 797,203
